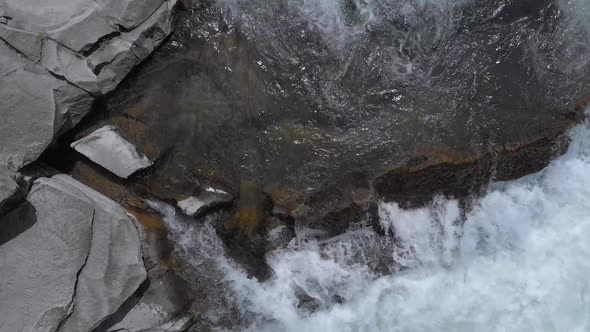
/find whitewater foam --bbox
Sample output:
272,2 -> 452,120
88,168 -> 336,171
148,116 -> 590,331
234,119 -> 590,332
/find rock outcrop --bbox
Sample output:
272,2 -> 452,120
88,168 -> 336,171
0,0 -> 181,171
0,175 -> 146,331
0,42 -> 93,170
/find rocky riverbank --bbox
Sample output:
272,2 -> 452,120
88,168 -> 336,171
1,0 -> 590,330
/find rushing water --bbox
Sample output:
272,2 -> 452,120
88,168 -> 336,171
134,1 -> 590,330
149,115 -> 590,331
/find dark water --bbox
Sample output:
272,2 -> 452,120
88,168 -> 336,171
84,0 -> 590,330
96,0 -> 590,203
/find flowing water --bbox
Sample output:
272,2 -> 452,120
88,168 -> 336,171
134,1 -> 590,330
148,115 -> 590,331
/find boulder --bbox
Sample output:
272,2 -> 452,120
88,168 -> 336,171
177,187 -> 233,217
71,126 -> 153,179
55,175 -> 147,332
0,177 -> 95,332
0,0 -> 181,171
0,40 -> 93,171
0,0 -> 180,96
0,175 -> 147,332
106,269 -> 193,332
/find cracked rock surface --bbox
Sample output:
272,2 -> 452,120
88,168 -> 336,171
0,167 -> 24,214
0,175 -> 146,332
0,0 -> 180,171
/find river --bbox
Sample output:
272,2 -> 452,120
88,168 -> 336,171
135,0 -> 590,330
146,115 -> 590,331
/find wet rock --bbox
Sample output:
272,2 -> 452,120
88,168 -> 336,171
69,0 -> 590,240
220,181 -> 273,280
107,269 -> 193,332
374,133 -> 571,208
177,187 -> 233,217
271,172 -> 379,238
71,125 -> 153,179
265,216 -> 296,252
108,207 -> 196,332
71,159 -> 149,210
0,175 -> 147,332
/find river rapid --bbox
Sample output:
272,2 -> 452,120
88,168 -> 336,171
147,115 -> 590,331
138,0 -> 590,330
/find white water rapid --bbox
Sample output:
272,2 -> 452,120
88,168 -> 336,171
149,114 -> 590,332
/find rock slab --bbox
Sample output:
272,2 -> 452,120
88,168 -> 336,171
0,175 -> 147,331
177,187 -> 233,217
71,126 -> 153,179
0,0 -> 181,171
0,178 -> 95,332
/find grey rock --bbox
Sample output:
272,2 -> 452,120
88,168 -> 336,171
1,0 -> 116,53
55,175 -> 147,332
97,0 -> 165,30
107,269 -> 193,332
0,175 -> 147,332
0,168 -> 21,212
177,187 -> 233,217
0,24 -> 43,62
40,39 -> 100,93
0,0 -> 180,170
0,177 -> 95,332
0,40 -> 93,171
1,0 -> 179,95
71,125 -> 153,179
94,0 -> 179,94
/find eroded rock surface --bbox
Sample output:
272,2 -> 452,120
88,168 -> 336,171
88,0 -> 590,239
0,175 -> 146,332
0,41 -> 93,170
0,177 -> 94,332
56,175 -> 147,332
0,0 -> 182,171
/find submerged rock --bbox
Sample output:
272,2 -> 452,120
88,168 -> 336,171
177,187 -> 233,217
89,0 -> 590,238
0,175 -> 146,331
71,125 -> 153,179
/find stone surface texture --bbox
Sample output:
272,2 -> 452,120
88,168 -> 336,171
0,0 -> 180,171
0,167 -> 22,212
0,175 -> 146,332
71,125 -> 153,178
